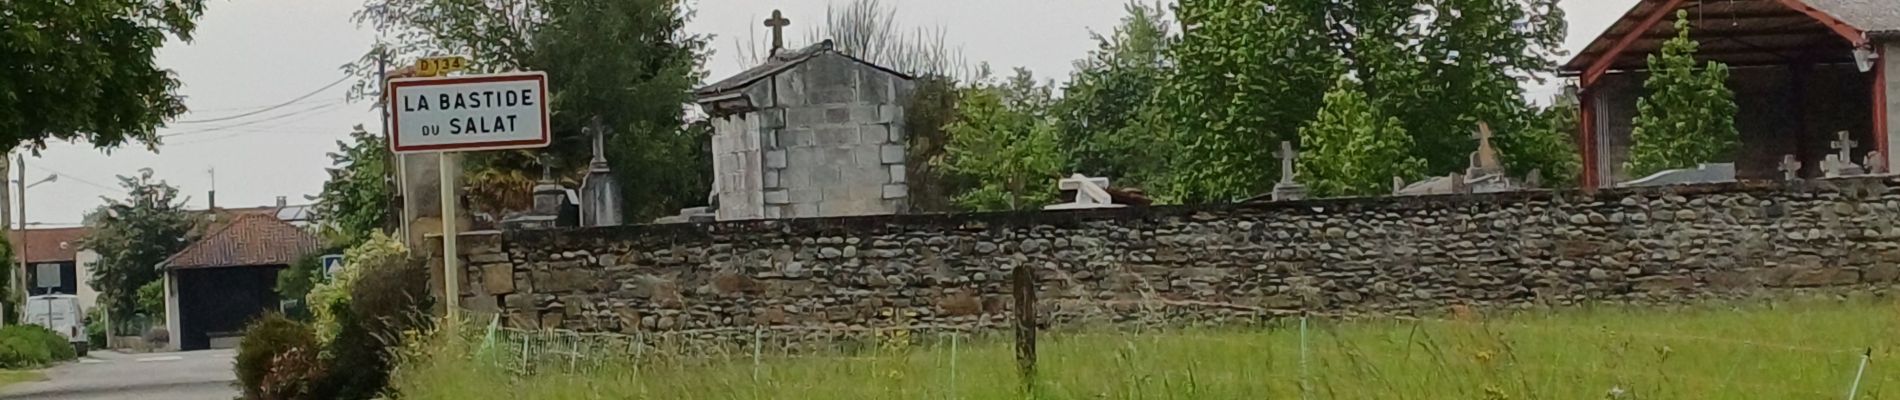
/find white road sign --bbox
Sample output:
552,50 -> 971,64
388,72 -> 550,153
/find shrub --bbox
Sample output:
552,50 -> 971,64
0,325 -> 77,368
85,308 -> 106,347
236,314 -> 320,400
309,232 -> 406,342
137,281 -> 166,317
317,236 -> 432,400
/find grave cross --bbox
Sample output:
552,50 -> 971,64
1778,154 -> 1802,181
1277,141 -> 1298,183
764,10 -> 792,54
1832,131 -> 1858,163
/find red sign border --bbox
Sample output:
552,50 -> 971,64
388,72 -> 551,153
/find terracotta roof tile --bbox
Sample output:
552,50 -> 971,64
161,213 -> 322,270
7,227 -> 88,263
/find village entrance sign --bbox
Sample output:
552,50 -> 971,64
388,64 -> 550,319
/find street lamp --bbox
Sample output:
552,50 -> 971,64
13,163 -> 57,307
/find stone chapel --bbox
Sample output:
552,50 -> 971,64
694,37 -> 915,221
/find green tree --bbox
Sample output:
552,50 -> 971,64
83,169 -> 197,319
1052,1 -> 1175,190
903,77 -> 968,213
1505,93 -> 1582,186
939,68 -> 1065,211
1625,11 -> 1738,178
1400,0 -> 1569,175
347,0 -> 711,221
1297,76 -> 1426,197
1159,0 -> 1337,203
0,0 -> 206,153
315,125 -> 392,248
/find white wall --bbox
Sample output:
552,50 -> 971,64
74,250 -> 98,315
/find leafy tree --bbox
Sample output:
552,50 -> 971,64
1399,0 -> 1569,175
314,125 -> 392,248
902,77 -> 967,213
939,68 -> 1066,211
1503,92 -> 1582,186
83,169 -> 197,320
347,0 -> 711,222
0,0 -> 205,153
1052,1 -> 1175,190
1297,76 -> 1426,197
1158,0 -> 1337,203
1625,11 -> 1738,178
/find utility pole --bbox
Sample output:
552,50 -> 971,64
14,156 -> 24,309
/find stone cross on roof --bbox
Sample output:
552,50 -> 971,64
764,10 -> 792,54
1277,141 -> 1298,183
1779,154 -> 1802,181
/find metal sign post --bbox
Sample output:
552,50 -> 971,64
387,62 -> 549,322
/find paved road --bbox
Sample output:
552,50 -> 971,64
0,349 -> 238,400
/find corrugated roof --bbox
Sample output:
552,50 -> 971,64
160,213 -> 321,270
8,227 -> 87,263
694,40 -> 913,99
1806,0 -> 1900,34
1561,0 -> 1888,76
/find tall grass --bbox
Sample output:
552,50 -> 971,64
393,298 -> 1900,399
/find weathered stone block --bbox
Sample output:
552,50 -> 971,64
764,150 -> 788,169
764,190 -> 791,205
882,184 -> 908,199
482,264 -> 516,295
880,144 -> 905,164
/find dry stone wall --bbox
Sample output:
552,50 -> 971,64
433,178 -> 1900,338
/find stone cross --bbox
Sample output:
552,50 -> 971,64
1824,154 -> 1846,178
764,10 -> 792,54
1277,141 -> 1298,183
1832,130 -> 1858,163
1471,122 -> 1501,171
588,117 -> 607,164
1868,151 -> 1888,175
1778,154 -> 1802,181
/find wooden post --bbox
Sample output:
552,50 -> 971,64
1011,265 -> 1037,394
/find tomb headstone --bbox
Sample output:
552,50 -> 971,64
1779,154 -> 1803,181
1829,131 -> 1866,177
1618,163 -> 1735,188
1044,174 -> 1127,210
1270,141 -> 1308,201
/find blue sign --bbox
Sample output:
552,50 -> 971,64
320,254 -> 345,281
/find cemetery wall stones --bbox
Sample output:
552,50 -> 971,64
434,177 -> 1900,340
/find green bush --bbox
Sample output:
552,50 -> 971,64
317,235 -> 432,400
308,233 -> 406,342
236,314 -> 320,400
0,325 -> 77,368
85,308 -> 106,347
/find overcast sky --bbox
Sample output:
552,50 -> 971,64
17,0 -> 1636,227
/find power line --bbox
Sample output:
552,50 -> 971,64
159,102 -> 348,139
169,75 -> 353,124
25,164 -> 120,193
164,106 -> 350,146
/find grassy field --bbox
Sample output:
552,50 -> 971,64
394,298 -> 1900,399
0,370 -> 43,390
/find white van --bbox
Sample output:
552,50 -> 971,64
23,295 -> 87,356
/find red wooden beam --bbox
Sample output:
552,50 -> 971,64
1579,88 -> 1599,188
1582,0 -> 1689,88
1772,0 -> 1865,46
1876,46 -> 1889,161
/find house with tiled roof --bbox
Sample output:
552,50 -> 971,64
158,213 -> 322,351
8,227 -> 98,311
